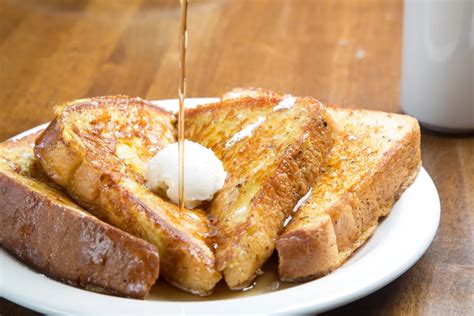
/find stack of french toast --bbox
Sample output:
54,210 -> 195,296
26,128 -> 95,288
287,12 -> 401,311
0,88 -> 421,298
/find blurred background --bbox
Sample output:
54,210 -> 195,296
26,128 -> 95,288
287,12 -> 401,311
0,0 -> 472,315
0,0 -> 404,140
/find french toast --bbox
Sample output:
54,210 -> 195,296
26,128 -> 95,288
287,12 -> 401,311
185,95 -> 336,289
223,88 -> 421,281
0,132 -> 160,299
34,96 -> 221,295
276,105 -> 421,281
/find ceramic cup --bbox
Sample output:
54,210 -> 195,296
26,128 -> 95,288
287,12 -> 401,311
401,0 -> 473,133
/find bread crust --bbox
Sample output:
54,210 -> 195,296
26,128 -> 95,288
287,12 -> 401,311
277,214 -> 339,280
276,106 -> 421,281
186,96 -> 336,289
0,133 -> 160,299
34,96 -> 221,295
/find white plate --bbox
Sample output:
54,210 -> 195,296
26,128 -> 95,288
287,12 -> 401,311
0,98 -> 440,314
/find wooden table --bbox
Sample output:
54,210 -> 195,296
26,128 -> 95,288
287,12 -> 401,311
1,0 -> 472,314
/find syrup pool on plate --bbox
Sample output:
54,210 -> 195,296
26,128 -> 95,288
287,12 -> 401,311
148,254 -> 295,301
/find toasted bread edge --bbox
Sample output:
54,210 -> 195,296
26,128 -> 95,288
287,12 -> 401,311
277,111 -> 421,282
216,100 -> 337,289
0,135 -> 160,299
34,98 -> 221,295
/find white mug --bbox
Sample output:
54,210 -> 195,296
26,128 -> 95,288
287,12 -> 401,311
401,0 -> 474,133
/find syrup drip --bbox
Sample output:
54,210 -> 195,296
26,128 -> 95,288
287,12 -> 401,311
178,0 -> 188,212
165,1 -> 297,300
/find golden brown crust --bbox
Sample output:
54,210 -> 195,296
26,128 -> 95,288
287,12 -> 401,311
186,95 -> 336,289
34,96 -> 221,295
0,133 -> 160,299
276,214 -> 339,281
276,106 -> 422,281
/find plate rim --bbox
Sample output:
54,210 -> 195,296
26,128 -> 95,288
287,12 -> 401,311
0,98 -> 441,314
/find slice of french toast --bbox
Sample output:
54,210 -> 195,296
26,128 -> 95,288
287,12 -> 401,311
0,132 -> 160,299
185,94 -> 336,289
34,96 -> 221,295
276,105 -> 421,281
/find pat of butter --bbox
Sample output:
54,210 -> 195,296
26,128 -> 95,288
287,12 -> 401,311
146,140 -> 226,209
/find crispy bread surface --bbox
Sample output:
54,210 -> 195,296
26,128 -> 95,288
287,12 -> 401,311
277,106 -> 421,281
0,133 -> 160,299
185,95 -> 336,289
34,96 -> 221,295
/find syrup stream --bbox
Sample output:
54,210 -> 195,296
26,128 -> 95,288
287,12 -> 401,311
178,0 -> 188,212
149,1 -> 298,299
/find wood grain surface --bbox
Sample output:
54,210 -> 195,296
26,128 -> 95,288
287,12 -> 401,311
1,0 -> 473,315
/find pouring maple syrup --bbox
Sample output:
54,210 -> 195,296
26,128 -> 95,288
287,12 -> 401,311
177,0 -> 188,212
160,0 -> 295,299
